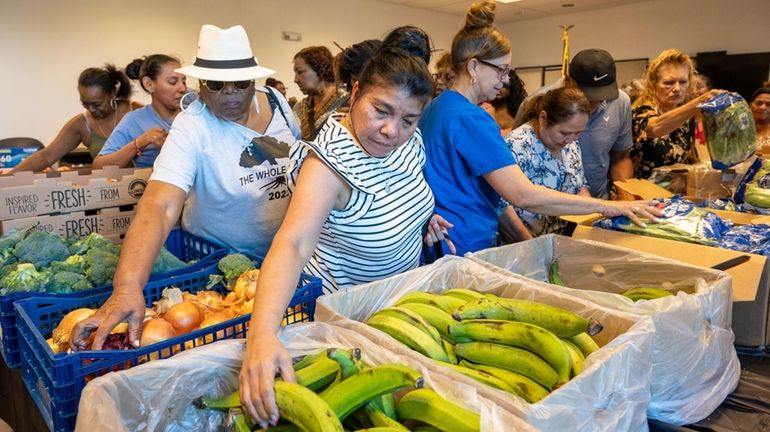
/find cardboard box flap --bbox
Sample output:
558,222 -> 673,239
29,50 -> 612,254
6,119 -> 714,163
614,178 -> 674,201
572,225 -> 764,302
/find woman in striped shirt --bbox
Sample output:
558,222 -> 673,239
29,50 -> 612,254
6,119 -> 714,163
240,27 -> 451,427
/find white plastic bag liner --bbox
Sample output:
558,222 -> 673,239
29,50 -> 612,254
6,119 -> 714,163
316,255 -> 655,432
75,322 -> 534,432
466,234 -> 740,425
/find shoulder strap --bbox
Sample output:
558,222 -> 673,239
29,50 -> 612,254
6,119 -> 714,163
264,86 -> 290,127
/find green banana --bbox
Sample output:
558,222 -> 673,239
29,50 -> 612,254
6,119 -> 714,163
321,364 -> 423,421
371,307 -> 442,346
452,296 -> 602,338
232,411 -> 253,432
442,288 -> 486,303
621,287 -> 674,302
265,425 -> 301,432
442,338 -> 458,365
293,350 -> 328,371
366,314 -> 449,362
274,380 -> 344,432
411,427 -> 442,432
568,332 -> 601,358
396,388 -> 480,432
354,428 -> 409,432
193,389 -> 240,411
561,339 -> 585,377
460,361 -> 550,403
393,291 -> 466,314
365,402 -> 410,431
548,260 -> 566,286
449,319 -> 571,384
295,356 -> 341,391
374,393 -> 397,420
453,341 -> 559,390
397,302 -> 469,343
327,348 -> 363,380
443,363 -> 515,393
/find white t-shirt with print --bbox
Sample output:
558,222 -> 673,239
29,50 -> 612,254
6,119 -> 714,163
151,86 -> 300,256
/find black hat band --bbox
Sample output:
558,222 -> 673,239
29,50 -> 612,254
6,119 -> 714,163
193,57 -> 257,69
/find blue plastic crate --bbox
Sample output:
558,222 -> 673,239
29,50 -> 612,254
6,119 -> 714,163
0,228 -> 227,368
15,258 -> 321,432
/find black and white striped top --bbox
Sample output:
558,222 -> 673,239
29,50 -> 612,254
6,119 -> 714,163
288,113 -> 434,293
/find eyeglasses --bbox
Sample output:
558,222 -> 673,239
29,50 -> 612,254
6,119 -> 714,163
201,80 -> 253,92
476,59 -> 511,81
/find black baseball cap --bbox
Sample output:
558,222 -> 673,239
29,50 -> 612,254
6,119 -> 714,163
569,49 -> 619,101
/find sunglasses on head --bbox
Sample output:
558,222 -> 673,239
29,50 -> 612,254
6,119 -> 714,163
201,80 -> 253,92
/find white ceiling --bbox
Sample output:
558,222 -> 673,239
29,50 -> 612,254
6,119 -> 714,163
374,0 -> 654,23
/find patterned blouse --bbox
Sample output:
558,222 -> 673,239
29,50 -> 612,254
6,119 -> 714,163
631,104 -> 694,179
502,123 -> 588,236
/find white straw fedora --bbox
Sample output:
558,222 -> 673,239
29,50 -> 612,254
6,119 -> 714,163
176,24 -> 275,81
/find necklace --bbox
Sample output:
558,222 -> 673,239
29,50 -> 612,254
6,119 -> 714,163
94,109 -> 118,137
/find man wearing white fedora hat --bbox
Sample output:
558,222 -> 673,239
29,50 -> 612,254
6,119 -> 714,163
71,24 -> 301,353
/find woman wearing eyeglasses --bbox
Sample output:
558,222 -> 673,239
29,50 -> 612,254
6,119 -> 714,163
92,55 -> 187,169
70,24 -> 301,353
630,49 -> 723,179
420,0 -> 661,255
9,65 -> 137,173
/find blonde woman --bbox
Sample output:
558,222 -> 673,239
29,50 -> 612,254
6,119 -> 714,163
630,49 -> 723,178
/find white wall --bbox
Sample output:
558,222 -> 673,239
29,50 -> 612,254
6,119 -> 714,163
0,0 -> 459,144
499,0 -> 770,68
3,0 -> 770,145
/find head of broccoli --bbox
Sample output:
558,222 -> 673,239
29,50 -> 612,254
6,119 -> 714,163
217,253 -> 256,290
85,248 -> 119,287
43,270 -> 94,294
68,232 -> 120,256
150,247 -> 187,275
49,255 -> 86,275
12,230 -> 70,268
0,263 -> 49,295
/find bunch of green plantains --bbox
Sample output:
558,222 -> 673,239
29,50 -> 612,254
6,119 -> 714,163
194,347 -> 480,432
365,289 -> 603,403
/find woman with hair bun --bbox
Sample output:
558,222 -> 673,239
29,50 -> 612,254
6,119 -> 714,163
419,0 -> 660,255
239,25 -> 453,427
10,64 -> 138,172
93,54 -> 187,168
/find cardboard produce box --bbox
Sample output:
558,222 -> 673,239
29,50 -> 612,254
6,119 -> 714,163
467,235 -> 738,425
76,323 -> 535,432
566,179 -> 770,347
316,256 -> 655,432
0,206 -> 135,238
0,166 -> 149,220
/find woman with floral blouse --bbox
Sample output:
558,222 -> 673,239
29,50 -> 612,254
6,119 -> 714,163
631,49 -> 722,179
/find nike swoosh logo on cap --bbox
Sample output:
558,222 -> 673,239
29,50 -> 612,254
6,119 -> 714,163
593,74 -> 608,81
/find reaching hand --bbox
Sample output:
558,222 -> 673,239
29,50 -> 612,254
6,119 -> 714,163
69,290 -> 146,351
603,200 -> 663,228
424,214 -> 456,255
239,333 -> 295,429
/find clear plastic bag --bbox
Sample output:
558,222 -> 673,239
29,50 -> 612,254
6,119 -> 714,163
467,234 -> 740,425
316,255 -> 656,432
700,92 -> 757,170
75,322 -> 534,432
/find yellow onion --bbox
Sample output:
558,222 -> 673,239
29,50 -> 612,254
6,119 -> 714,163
140,318 -> 177,347
238,298 -> 254,316
163,301 -> 204,335
199,311 -> 236,343
52,308 -> 95,351
233,269 -> 260,300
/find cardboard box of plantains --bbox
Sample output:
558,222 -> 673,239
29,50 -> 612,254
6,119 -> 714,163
0,166 -> 150,221
568,178 -> 770,347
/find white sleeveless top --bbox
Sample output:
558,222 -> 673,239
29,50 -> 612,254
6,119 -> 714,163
288,113 -> 434,293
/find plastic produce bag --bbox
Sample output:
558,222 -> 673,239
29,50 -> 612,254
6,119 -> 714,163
700,92 -> 757,170
316,255 -> 655,432
734,157 -> 770,214
75,322 -> 533,432
466,234 -> 740,425
594,196 -> 733,245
